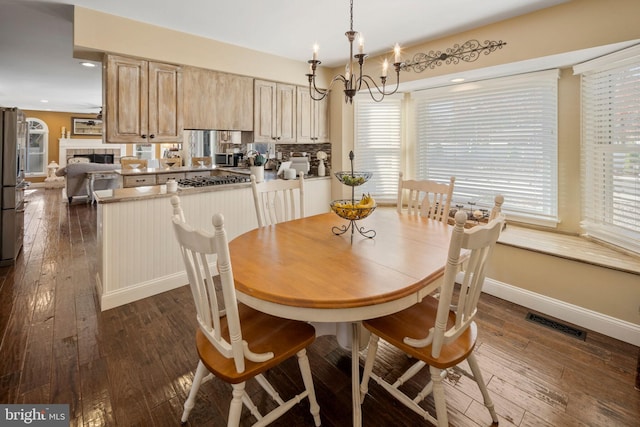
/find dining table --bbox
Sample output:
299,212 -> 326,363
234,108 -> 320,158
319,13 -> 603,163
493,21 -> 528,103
228,208 -> 457,426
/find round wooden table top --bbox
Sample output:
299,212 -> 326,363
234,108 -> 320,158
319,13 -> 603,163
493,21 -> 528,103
229,209 -> 454,311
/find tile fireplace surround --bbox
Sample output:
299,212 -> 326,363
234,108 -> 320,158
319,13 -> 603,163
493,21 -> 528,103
58,138 -> 127,167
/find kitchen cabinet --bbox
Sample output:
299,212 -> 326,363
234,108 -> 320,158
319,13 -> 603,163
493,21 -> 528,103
296,87 -> 330,143
254,80 -> 296,143
183,67 -> 253,130
104,55 -> 183,143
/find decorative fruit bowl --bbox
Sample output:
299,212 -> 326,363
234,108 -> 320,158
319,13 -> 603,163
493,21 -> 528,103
330,199 -> 377,221
334,171 -> 372,186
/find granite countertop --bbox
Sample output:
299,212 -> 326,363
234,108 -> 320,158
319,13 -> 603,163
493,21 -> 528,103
117,165 -> 219,175
94,171 -> 330,204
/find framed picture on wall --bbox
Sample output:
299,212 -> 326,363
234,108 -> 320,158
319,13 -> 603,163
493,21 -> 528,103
71,117 -> 103,136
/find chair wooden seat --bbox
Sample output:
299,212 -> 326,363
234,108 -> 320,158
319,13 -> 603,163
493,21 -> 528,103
363,296 -> 476,370
196,303 -> 315,384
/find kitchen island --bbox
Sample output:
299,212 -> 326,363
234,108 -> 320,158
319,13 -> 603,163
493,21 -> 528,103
117,164 -> 252,187
94,173 -> 330,310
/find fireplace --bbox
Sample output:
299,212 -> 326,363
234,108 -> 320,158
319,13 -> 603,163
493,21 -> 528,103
59,139 -> 127,167
74,153 -> 114,164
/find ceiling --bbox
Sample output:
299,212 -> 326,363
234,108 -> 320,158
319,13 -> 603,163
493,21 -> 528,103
0,0 -> 629,114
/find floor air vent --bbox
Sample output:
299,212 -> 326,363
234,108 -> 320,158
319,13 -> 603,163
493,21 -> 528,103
525,312 -> 587,341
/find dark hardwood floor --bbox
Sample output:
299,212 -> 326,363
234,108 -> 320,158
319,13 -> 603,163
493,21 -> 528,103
1,188 -> 638,426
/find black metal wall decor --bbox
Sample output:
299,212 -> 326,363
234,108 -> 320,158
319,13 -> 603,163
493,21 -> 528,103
401,39 -> 507,73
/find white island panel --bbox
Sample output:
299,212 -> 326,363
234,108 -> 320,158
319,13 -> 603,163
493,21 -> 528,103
97,186 -> 257,310
96,177 -> 331,310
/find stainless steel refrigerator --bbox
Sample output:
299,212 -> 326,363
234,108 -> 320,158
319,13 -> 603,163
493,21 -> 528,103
1,107 -> 27,266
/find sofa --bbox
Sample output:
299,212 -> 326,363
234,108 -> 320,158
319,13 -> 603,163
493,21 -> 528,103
56,162 -> 121,203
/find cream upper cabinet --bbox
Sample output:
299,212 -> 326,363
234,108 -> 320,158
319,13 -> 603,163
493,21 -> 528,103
254,80 -> 296,143
296,87 -> 330,143
104,55 -> 183,143
183,67 -> 253,130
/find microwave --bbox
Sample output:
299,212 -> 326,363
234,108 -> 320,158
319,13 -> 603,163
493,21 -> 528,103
215,153 -> 243,167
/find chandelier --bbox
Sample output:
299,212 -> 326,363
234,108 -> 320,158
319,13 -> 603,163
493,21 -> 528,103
306,0 -> 402,104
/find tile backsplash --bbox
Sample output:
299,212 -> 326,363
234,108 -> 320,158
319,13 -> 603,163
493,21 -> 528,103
250,142 -> 331,176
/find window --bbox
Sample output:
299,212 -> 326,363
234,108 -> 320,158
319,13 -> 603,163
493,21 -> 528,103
133,143 -> 155,160
26,118 -> 49,176
353,95 -> 402,202
413,70 -> 559,225
574,46 -> 640,254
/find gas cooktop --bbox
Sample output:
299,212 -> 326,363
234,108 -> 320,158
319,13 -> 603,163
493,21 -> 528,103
177,175 -> 251,188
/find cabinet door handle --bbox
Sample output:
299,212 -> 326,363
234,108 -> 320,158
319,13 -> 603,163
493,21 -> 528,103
141,134 -> 147,139
149,134 -> 155,139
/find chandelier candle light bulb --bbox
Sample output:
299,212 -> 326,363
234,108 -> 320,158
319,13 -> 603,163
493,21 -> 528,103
394,43 -> 401,64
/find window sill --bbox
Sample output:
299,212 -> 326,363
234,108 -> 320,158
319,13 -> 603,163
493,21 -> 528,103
498,225 -> 640,276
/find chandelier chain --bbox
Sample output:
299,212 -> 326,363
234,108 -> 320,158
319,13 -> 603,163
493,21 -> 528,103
349,0 -> 354,32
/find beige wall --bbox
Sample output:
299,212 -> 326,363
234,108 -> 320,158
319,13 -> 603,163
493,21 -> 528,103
71,0 -> 640,326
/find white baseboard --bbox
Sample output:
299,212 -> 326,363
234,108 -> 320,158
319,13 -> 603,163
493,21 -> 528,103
483,278 -> 640,346
100,272 -> 188,311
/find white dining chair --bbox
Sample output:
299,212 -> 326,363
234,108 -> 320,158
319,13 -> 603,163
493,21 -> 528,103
489,194 -> 505,221
397,172 -> 455,223
251,172 -> 305,227
170,195 -> 321,426
359,209 -> 506,427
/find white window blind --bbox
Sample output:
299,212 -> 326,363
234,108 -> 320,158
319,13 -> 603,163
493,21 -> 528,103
575,46 -> 640,254
354,96 -> 402,202
413,70 -> 559,225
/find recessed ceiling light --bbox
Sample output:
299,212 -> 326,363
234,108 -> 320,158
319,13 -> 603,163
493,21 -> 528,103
40,99 -> 48,103
80,62 -> 96,68
451,78 -> 465,83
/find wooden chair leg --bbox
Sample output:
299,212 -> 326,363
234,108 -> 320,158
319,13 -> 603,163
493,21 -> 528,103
181,361 -> 208,423
229,383 -> 246,427
296,349 -> 322,426
467,353 -> 499,423
429,366 -> 449,427
359,334 -> 380,403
